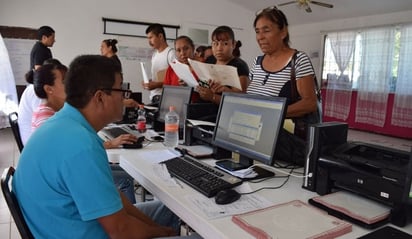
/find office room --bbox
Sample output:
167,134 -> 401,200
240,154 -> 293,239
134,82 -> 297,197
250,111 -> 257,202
1,0 -> 412,238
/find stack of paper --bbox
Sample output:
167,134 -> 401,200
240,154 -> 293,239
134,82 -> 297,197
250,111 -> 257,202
310,191 -> 391,225
232,200 -> 352,239
215,165 -> 258,179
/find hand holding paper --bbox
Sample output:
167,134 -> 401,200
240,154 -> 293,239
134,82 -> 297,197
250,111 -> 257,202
188,59 -> 242,90
140,62 -> 150,84
169,60 -> 199,87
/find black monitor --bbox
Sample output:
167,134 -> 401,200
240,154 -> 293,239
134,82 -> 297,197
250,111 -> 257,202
157,85 -> 193,128
212,92 -> 287,178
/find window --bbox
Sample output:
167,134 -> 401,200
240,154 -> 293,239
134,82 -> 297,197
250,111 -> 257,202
322,25 -> 405,92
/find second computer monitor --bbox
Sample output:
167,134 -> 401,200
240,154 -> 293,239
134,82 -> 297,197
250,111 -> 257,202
212,92 -> 287,169
157,85 -> 193,127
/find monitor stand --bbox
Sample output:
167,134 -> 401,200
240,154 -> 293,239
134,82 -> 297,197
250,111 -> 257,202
216,155 -> 275,180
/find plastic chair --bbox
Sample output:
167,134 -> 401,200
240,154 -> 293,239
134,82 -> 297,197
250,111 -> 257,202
8,112 -> 24,152
1,167 -> 34,239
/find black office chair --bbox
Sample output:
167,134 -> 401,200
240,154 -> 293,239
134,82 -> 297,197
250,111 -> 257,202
1,167 -> 34,239
8,112 -> 24,152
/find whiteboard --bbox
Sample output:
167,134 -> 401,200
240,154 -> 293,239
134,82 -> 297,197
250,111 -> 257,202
3,38 -> 35,85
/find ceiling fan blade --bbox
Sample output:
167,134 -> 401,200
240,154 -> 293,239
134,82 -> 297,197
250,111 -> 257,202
278,1 -> 297,7
310,0 -> 334,8
305,5 -> 312,13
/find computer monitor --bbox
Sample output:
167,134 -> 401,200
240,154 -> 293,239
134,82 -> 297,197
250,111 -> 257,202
212,92 -> 287,178
157,85 -> 193,127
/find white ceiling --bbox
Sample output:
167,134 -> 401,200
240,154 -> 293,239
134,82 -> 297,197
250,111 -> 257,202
227,0 -> 412,25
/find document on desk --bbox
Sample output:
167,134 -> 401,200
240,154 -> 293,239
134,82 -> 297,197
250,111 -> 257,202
169,60 -> 199,87
232,200 -> 352,239
185,193 -> 273,219
186,119 -> 216,127
140,148 -> 180,164
188,59 -> 242,90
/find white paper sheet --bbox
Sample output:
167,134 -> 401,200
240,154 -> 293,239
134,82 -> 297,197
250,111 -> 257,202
140,62 -> 150,83
185,193 -> 273,219
188,59 -> 242,90
169,60 -> 199,87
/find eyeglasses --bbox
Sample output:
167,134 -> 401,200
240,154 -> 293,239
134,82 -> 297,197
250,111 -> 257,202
100,88 -> 132,99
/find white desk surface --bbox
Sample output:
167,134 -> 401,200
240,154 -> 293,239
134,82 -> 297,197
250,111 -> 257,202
113,141 -> 412,239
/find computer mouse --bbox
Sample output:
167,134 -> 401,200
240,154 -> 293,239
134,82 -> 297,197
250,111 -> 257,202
122,136 -> 145,149
214,189 -> 241,205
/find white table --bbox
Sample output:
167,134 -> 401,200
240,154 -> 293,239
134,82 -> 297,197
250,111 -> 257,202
113,142 -> 412,239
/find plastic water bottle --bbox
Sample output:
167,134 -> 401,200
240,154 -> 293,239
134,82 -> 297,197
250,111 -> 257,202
136,105 -> 146,133
164,105 -> 179,148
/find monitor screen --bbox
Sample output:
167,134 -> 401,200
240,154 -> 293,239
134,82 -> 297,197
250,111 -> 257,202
212,92 -> 287,167
157,85 -> 193,127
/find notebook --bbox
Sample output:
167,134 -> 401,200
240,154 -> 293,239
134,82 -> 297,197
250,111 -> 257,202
232,200 -> 352,239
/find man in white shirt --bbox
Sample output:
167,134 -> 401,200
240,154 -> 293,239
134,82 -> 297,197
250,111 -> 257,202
143,23 -> 175,104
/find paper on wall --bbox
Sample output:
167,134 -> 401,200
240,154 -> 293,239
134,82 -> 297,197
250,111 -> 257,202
188,59 -> 242,90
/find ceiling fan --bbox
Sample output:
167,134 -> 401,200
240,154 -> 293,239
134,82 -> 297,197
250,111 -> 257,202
278,0 -> 333,13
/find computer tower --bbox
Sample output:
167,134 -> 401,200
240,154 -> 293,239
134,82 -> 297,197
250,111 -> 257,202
302,122 -> 348,191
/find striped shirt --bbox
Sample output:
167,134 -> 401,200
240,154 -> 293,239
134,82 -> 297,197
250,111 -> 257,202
246,51 -> 315,103
31,103 -> 56,132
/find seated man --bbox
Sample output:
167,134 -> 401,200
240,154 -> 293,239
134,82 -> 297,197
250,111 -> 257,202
13,55 -> 201,239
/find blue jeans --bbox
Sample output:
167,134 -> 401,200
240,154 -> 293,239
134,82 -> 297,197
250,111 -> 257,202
135,200 -> 202,239
110,164 -> 136,204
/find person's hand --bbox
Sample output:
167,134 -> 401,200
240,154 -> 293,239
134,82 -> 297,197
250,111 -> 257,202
104,134 -> 138,149
196,85 -> 214,102
142,80 -> 156,90
210,81 -> 228,93
178,79 -> 187,86
123,99 -> 139,108
155,226 -> 178,237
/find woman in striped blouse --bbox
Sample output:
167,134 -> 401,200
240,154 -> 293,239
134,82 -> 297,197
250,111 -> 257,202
248,7 -> 321,165
247,6 -> 318,120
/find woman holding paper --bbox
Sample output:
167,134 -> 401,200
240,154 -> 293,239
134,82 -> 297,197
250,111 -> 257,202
164,35 -> 198,86
196,25 -> 249,105
163,35 -> 200,102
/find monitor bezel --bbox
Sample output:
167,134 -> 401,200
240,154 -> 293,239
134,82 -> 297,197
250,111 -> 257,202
212,92 -> 287,167
157,85 -> 193,127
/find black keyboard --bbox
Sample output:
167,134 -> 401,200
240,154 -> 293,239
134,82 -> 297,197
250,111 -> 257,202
104,127 -> 132,138
162,156 -> 242,197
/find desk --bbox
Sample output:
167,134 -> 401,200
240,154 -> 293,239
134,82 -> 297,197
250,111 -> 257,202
114,142 -> 412,239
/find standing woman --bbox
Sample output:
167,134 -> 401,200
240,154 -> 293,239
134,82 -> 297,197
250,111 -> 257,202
196,25 -> 249,104
247,6 -> 320,165
101,39 -> 139,108
164,35 -> 198,87
101,39 -> 122,71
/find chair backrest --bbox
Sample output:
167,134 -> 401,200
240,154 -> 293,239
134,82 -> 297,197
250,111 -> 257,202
8,112 -> 24,152
1,167 -> 34,239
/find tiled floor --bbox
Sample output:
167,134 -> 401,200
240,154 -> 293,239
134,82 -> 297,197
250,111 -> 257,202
0,127 -> 411,238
